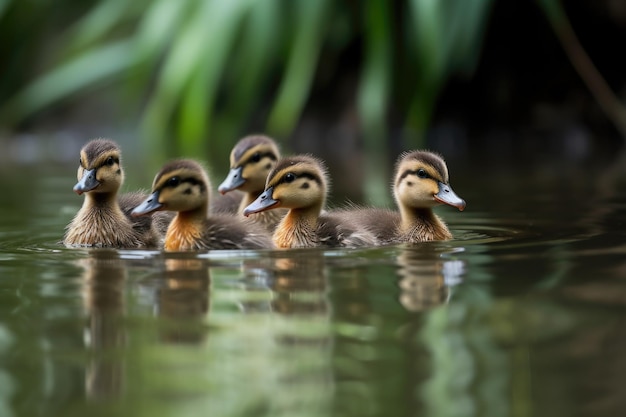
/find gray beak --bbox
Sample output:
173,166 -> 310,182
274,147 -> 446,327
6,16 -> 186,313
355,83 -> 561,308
73,169 -> 99,195
131,191 -> 163,216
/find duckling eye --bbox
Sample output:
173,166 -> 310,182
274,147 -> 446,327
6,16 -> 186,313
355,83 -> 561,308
105,156 -> 116,166
417,169 -> 429,179
250,152 -> 261,163
167,177 -> 180,187
284,173 -> 296,183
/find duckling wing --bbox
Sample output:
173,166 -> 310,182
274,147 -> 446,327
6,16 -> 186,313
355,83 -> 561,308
317,213 -> 379,248
119,192 -> 153,230
333,208 -> 401,245
200,214 -> 273,250
210,190 -> 244,214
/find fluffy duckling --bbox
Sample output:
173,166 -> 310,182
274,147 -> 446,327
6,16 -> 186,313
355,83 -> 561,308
131,159 -> 273,251
243,155 -> 378,249
217,134 -> 286,230
391,150 -> 465,241
64,139 -> 168,248
341,151 -> 465,243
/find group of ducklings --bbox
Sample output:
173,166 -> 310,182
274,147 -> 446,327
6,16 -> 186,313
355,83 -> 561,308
63,135 -> 466,251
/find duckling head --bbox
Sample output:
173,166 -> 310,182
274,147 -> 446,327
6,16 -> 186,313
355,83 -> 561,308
218,135 -> 280,194
132,159 -> 210,216
73,139 -> 124,195
243,155 -> 328,216
393,151 -> 466,211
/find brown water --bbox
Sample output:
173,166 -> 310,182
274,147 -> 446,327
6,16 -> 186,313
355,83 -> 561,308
1,158 -> 626,417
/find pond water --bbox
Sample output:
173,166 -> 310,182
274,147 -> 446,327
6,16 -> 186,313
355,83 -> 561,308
1,155 -> 626,417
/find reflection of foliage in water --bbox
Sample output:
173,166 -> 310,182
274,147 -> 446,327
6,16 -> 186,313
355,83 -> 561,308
418,288 -> 580,417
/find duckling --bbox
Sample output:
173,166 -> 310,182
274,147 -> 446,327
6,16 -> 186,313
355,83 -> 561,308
243,155 -> 378,249
64,138 -> 169,248
217,134 -> 286,230
338,151 -> 465,243
131,159 -> 273,251
209,189 -> 244,214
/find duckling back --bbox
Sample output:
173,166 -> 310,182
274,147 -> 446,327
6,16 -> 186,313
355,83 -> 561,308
166,213 -> 273,251
316,212 -> 380,248
332,207 -> 401,245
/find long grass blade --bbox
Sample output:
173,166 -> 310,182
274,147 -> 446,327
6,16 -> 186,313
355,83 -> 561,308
267,0 -> 330,135
65,0 -> 139,52
407,0 -> 493,141
0,0 -> 12,20
177,0 -> 255,155
358,0 -> 393,205
2,40 -> 137,123
358,0 -> 391,138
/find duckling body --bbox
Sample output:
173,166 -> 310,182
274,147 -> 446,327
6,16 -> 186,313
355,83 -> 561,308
210,190 -> 244,214
64,139 -> 168,248
333,207 -> 401,245
132,159 -> 273,251
243,155 -> 378,249
338,151 -> 465,244
217,135 -> 287,231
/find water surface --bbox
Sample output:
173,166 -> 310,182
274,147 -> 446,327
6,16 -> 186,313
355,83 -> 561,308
1,160 -> 626,417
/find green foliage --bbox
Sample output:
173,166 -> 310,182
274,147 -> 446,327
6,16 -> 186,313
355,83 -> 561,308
0,0 -> 495,155
408,0 -> 493,138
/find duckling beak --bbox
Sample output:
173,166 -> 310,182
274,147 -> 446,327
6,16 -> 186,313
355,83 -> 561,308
243,187 -> 279,216
217,166 -> 245,194
131,191 -> 163,216
73,169 -> 99,195
434,182 -> 466,211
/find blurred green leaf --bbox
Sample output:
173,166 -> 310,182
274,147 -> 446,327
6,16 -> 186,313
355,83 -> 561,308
1,0 -> 497,160
66,0 -> 140,52
407,0 -> 493,139
3,40 -> 137,123
0,0 -> 11,20
268,0 -> 330,135
205,0 -> 283,157
358,0 -> 391,139
177,0 -> 255,155
134,0 -> 191,58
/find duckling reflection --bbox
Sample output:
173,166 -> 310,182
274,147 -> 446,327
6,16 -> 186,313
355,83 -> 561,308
262,250 -> 333,393
267,250 -> 329,316
396,246 -> 466,311
234,251 -> 329,316
77,249 -> 127,400
154,256 -> 210,344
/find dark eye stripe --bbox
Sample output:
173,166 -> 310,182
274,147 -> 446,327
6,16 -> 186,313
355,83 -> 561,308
100,156 -> 119,168
274,172 -> 321,187
243,151 -> 277,166
163,177 -> 206,192
397,169 -> 433,185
